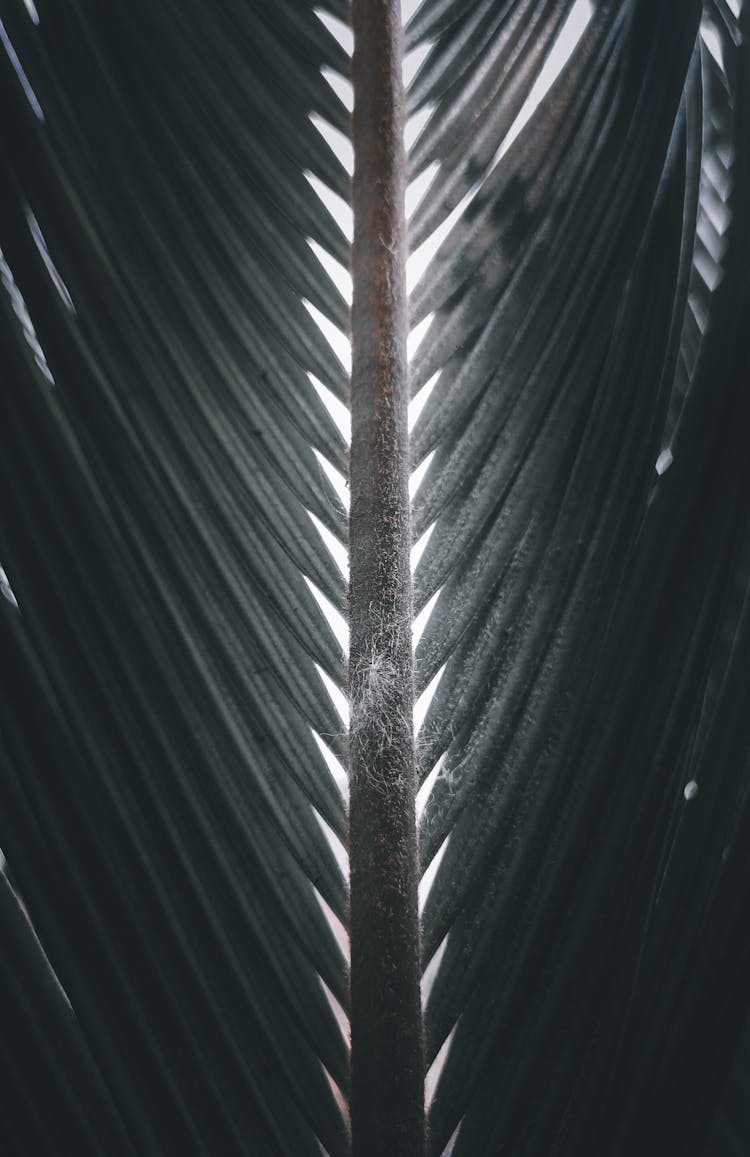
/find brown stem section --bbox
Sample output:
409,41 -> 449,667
348,2 -> 424,1155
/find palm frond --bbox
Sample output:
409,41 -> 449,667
2,1 -> 750,1154
705,1007 -> 750,1156
0,3 -> 350,1153
406,1 -> 750,1152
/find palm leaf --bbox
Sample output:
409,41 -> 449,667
2,1 -> 750,1155
410,1 -> 750,1152
1,3 -> 350,1153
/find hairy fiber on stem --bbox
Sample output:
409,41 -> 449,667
348,1 -> 425,1154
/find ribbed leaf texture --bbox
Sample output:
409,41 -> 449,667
0,2 -> 350,1154
408,1 -> 750,1154
705,1004 -> 750,1156
2,1 -> 750,1156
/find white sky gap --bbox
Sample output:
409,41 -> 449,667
321,67 -> 353,112
409,449 -> 434,501
319,976 -> 351,1045
302,299 -> 351,372
415,660 -> 446,735
304,572 -> 349,651
304,173 -> 353,243
416,753 -> 445,821
307,237 -> 353,301
315,662 -> 349,729
406,160 -> 439,223
419,832 -> 449,913
312,883 -> 350,964
312,809 -> 350,882
311,729 -> 348,799
407,312 -> 432,360
421,932 -> 449,1005
409,370 -> 439,431
700,22 -> 724,71
403,40 -> 431,89
412,582 -> 439,649
309,114 -> 354,177
425,1024 -> 456,1109
310,381 -> 351,447
306,510 -> 348,581
405,106 -> 434,154
313,448 -> 350,515
314,10 -> 354,56
302,115 -> 355,820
